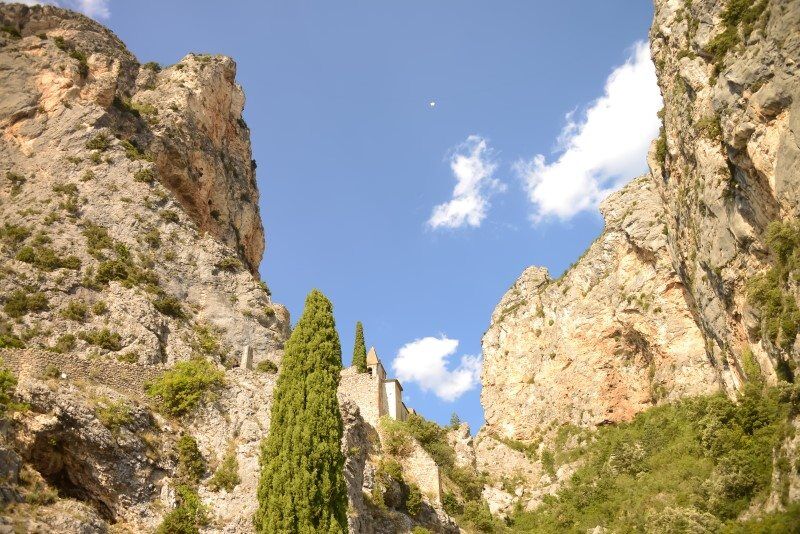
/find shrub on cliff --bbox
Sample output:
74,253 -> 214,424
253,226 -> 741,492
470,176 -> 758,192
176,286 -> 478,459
352,321 -> 367,372
145,358 -> 224,417
0,360 -> 17,415
254,289 -> 347,533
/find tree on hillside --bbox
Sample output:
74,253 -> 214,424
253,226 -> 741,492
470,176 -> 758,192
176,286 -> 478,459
352,321 -> 367,373
254,289 -> 348,534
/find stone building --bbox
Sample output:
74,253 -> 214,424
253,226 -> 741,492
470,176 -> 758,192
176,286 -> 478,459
339,347 -> 442,504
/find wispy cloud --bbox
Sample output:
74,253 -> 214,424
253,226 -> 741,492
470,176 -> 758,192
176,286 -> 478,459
392,336 -> 481,402
516,41 -> 661,223
428,135 -> 504,230
13,0 -> 111,19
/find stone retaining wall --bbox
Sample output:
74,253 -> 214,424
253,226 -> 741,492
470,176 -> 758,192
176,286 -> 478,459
0,348 -> 164,400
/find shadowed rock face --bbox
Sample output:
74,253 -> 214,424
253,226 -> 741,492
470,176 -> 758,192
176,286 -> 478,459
477,0 -> 800,515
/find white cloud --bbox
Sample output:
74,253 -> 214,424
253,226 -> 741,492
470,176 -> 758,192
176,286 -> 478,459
428,135 -> 504,229
392,336 -> 482,402
10,0 -> 110,19
516,41 -> 661,223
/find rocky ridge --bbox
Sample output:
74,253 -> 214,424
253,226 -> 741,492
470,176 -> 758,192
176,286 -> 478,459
476,0 -> 800,516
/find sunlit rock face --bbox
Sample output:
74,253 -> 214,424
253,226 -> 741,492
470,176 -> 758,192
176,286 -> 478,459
477,0 -> 800,514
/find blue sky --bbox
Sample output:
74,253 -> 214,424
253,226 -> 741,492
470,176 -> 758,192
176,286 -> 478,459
47,0 -> 659,432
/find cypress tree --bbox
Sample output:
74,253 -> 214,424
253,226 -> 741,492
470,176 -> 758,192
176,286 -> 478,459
352,321 -> 367,373
254,289 -> 348,534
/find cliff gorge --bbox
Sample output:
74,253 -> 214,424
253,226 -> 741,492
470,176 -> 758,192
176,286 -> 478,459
478,0 -> 800,519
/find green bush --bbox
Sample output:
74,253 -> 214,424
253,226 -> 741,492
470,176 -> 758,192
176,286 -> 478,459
655,127 -> 667,164
697,115 -> 722,140
215,257 -> 241,272
380,417 -> 414,457
411,528 -> 432,534
60,299 -> 89,322
0,323 -> 24,349
153,295 -> 186,319
208,448 -> 240,492
144,228 -> 161,249
79,328 -> 122,351
177,434 -> 205,484
92,301 -> 108,315
255,360 -> 277,374
352,321 -> 367,372
146,359 -> 224,417
16,245 -> 80,271
462,500 -> 496,533
96,398 -> 133,432
51,334 -> 76,353
0,223 -> 31,249
406,483 -> 422,516
82,223 -> 114,257
134,168 -> 155,184
4,289 -> 48,318
161,210 -> 180,223
86,133 -> 110,151
0,360 -> 17,415
155,484 -> 209,534
442,491 -> 464,516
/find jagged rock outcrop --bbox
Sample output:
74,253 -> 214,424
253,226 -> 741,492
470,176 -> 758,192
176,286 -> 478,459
477,0 -> 800,515
0,3 -> 290,531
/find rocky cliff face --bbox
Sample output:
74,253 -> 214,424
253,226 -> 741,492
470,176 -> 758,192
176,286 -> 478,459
0,4 -> 290,532
477,0 -> 800,515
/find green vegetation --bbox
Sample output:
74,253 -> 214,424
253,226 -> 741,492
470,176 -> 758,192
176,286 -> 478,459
16,245 -> 80,271
134,168 -> 155,184
161,209 -> 180,223
655,126 -> 667,165
215,257 -> 242,272
1,25 -> 21,39
144,228 -> 161,249
254,289 -> 347,533
95,398 -> 133,432
153,294 -> 186,319
508,383 -> 799,532
382,412 -> 497,530
0,322 -> 24,349
697,114 -> 722,140
747,220 -> 800,357
177,434 -> 206,484
371,458 -> 420,514
704,0 -> 769,73
121,139 -> 150,160
255,360 -> 278,374
50,334 -> 76,353
145,358 -> 224,417
209,446 -> 240,492
69,48 -> 88,77
352,321 -> 367,372
60,299 -> 89,322
4,289 -> 48,318
79,328 -> 122,351
143,61 -> 161,72
0,223 -> 31,250
0,360 -> 18,415
155,484 -> 209,534
86,133 -> 110,151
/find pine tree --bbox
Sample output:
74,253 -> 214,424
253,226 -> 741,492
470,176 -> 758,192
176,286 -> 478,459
254,289 -> 348,534
352,321 -> 367,373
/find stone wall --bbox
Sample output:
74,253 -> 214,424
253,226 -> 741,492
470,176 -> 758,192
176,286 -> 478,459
404,438 -> 442,504
0,348 -> 164,400
339,367 -> 383,428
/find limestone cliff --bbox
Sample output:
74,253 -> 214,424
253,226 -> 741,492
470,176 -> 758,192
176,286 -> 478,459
477,0 -> 800,516
0,3 -> 290,531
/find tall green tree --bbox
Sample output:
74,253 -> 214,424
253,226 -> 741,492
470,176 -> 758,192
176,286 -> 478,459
254,289 -> 348,534
352,321 -> 367,373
